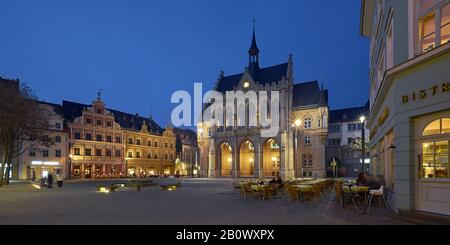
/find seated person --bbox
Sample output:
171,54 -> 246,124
356,173 -> 368,186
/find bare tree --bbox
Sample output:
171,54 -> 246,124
0,81 -> 50,186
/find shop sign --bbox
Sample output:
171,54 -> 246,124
402,82 -> 449,104
378,107 -> 389,126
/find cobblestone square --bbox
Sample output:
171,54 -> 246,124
0,179 -> 410,225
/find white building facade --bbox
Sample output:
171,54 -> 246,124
18,103 -> 69,180
361,0 -> 450,216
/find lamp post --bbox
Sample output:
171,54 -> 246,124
359,116 -> 367,174
292,119 -> 302,178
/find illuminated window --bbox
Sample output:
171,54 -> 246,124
423,118 -> 450,136
422,141 -> 449,179
74,148 -> 81,155
418,1 -> 450,53
442,4 -> 450,44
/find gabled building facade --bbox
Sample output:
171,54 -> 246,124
198,26 -> 329,180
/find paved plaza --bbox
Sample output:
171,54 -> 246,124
0,179 -> 412,225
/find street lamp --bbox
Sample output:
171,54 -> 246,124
292,119 -> 302,178
359,116 -> 367,174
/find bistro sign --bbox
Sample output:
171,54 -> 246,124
402,82 -> 449,104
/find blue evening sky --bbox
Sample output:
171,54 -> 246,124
0,0 -> 369,127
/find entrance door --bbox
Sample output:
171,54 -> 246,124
85,165 -> 92,179
416,118 -> 450,216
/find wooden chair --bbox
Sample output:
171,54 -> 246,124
262,185 -> 273,200
286,186 -> 299,202
241,183 -> 254,200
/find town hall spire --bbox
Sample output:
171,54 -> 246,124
248,19 -> 260,70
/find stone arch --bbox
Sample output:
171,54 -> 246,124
217,141 -> 233,177
238,139 -> 256,177
262,138 -> 281,177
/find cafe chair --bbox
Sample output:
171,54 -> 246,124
366,185 -> 387,212
262,185 -> 273,200
286,186 -> 299,202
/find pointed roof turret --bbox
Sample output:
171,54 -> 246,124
248,19 -> 259,56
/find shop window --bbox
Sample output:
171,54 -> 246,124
423,118 -> 450,135
73,166 -> 81,176
422,141 -> 449,179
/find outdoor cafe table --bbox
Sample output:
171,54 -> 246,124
250,185 -> 268,192
292,185 -> 314,192
342,185 -> 369,193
